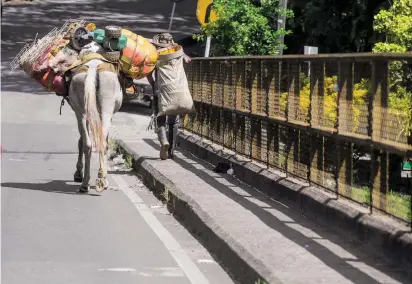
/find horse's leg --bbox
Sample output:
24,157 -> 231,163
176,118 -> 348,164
79,117 -> 92,192
74,137 -> 83,182
74,118 -> 84,182
95,71 -> 123,192
96,115 -> 111,191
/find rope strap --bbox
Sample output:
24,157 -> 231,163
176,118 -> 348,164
59,96 -> 68,115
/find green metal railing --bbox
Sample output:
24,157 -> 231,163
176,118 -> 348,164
182,53 -> 412,224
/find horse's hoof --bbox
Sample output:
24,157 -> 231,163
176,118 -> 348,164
74,171 -> 83,183
77,186 -> 89,193
95,178 -> 105,193
74,175 -> 83,183
103,178 -> 109,190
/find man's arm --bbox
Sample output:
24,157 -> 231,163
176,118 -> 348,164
146,69 -> 158,114
146,69 -> 156,93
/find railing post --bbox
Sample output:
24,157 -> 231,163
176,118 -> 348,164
227,61 -> 235,150
337,60 -> 354,133
370,59 -> 390,213
267,61 -> 276,118
250,59 -> 263,161
337,60 -> 354,199
220,60 -> 225,149
310,61 -> 325,127
285,61 -> 299,176
235,60 -> 245,110
207,61 -> 213,139
199,60 -> 204,138
262,60 -> 270,168
234,60 -> 246,155
246,60 -> 253,159
191,61 -> 200,134
308,60 -> 324,186
250,59 -> 259,114
287,60 -> 300,122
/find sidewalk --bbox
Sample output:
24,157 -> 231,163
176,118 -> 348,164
110,108 -> 410,284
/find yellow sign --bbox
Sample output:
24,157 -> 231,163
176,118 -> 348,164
196,0 -> 217,26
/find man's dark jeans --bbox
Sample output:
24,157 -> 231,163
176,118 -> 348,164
153,95 -> 180,130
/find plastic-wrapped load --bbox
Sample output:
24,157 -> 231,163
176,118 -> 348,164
49,45 -> 80,74
155,44 -> 194,116
11,19 -> 94,95
30,39 -> 75,95
119,29 -> 158,79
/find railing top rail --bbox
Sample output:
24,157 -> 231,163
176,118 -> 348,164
191,52 -> 412,61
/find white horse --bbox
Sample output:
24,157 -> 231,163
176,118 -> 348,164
67,58 -> 123,193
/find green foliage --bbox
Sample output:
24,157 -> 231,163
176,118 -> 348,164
280,74 -> 368,131
372,0 -> 412,140
372,0 -> 412,53
280,72 -> 411,140
193,0 -> 294,56
387,86 -> 412,140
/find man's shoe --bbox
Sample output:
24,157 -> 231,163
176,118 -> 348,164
157,126 -> 169,160
168,127 -> 179,159
160,143 -> 169,160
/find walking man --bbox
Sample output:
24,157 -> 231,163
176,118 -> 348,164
147,33 -> 191,160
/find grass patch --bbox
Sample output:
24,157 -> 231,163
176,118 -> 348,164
387,191 -> 412,221
351,186 -> 371,204
351,186 -> 411,221
108,138 -> 133,169
108,138 -> 119,152
123,153 -> 133,169
255,279 -> 268,284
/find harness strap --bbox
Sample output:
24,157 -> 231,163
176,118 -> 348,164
63,52 -> 111,73
74,62 -> 119,75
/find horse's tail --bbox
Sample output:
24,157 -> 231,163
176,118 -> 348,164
84,65 -> 106,153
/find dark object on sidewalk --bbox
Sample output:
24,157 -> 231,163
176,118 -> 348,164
213,162 -> 233,173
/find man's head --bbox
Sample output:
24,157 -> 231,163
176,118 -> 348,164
152,33 -> 174,48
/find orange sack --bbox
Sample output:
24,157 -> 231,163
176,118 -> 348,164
119,29 -> 158,80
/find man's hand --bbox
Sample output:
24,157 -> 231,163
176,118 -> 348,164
184,55 -> 192,63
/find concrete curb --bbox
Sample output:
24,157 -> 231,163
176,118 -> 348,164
115,139 -> 280,284
176,131 -> 412,277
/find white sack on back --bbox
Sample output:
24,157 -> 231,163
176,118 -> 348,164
156,48 -> 194,116
79,41 -> 104,60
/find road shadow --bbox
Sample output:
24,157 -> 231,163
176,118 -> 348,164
142,138 -> 411,283
1,180 -> 101,196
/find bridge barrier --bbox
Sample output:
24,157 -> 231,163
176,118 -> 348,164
182,53 -> 412,224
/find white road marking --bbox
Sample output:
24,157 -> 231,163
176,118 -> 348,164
111,174 -> 210,284
197,259 -> 215,264
97,267 -> 184,277
98,268 -> 136,272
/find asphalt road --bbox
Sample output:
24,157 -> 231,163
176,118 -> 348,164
1,2 -> 233,283
1,90 -> 235,284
